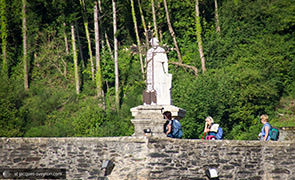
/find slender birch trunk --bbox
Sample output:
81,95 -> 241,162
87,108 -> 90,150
105,33 -> 113,59
131,0 -> 144,79
22,0 -> 29,90
138,0 -> 149,49
0,0 -> 7,75
71,25 -> 80,94
151,0 -> 158,39
94,1 -> 103,98
195,0 -> 206,73
112,0 -> 120,110
80,0 -> 95,80
214,0 -> 220,33
63,23 -> 69,55
163,0 -> 183,63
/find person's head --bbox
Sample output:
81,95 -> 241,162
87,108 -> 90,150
260,114 -> 268,124
163,111 -> 172,120
205,116 -> 214,125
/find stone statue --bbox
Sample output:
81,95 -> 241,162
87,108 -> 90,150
143,38 -> 172,105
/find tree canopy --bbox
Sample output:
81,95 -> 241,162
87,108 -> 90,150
0,0 -> 294,139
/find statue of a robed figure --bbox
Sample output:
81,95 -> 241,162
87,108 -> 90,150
143,38 -> 172,105
130,38 -> 185,137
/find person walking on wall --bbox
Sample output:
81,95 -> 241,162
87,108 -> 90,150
259,114 -> 271,141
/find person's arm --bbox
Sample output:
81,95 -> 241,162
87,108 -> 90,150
204,122 -> 210,133
263,125 -> 270,141
166,124 -> 171,135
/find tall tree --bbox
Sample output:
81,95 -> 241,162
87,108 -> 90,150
98,0 -> 113,59
80,0 -> 95,80
63,23 -> 69,55
151,0 -> 158,39
214,0 -> 220,33
130,0 -> 144,79
0,0 -> 8,76
195,0 -> 206,73
94,1 -> 103,98
75,21 -> 85,69
162,0 -> 183,63
22,0 -> 29,90
137,0 -> 149,50
71,25 -> 80,94
112,0 -> 120,110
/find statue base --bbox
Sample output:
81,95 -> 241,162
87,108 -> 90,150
130,105 -> 186,137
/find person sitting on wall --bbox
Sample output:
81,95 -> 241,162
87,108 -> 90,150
163,111 -> 173,138
203,116 -> 223,140
163,111 -> 183,138
258,114 -> 271,141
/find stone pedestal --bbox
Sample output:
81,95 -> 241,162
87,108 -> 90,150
130,105 -> 186,137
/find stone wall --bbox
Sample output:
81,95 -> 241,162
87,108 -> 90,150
0,137 -> 295,180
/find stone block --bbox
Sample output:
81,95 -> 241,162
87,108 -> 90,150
130,105 -> 185,137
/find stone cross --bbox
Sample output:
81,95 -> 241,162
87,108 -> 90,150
143,38 -> 172,105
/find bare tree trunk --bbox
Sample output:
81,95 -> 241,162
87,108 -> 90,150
131,0 -> 144,79
105,33 -> 113,59
99,0 -> 113,59
214,0 -> 220,33
80,0 -> 95,80
22,0 -> 29,90
94,1 -> 103,98
163,0 -> 183,63
112,0 -> 120,111
157,2 -> 163,42
1,0 -> 8,76
151,0 -> 158,39
71,25 -> 80,94
63,23 -> 69,55
195,0 -> 206,73
138,0 -> 149,50
75,21 -> 85,69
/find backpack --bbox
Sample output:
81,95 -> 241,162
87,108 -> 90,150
171,119 -> 183,138
206,135 -> 217,140
207,124 -> 223,140
269,127 -> 279,141
216,127 -> 223,140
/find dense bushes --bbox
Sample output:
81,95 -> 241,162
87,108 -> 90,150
0,0 -> 294,139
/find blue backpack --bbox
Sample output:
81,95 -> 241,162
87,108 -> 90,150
172,119 -> 183,138
208,125 -> 223,140
216,127 -> 223,140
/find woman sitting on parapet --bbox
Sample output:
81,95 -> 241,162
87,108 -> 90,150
202,116 -> 223,140
163,111 -> 183,139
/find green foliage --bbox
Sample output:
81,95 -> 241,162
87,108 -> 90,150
0,0 -> 294,140
0,76 -> 25,137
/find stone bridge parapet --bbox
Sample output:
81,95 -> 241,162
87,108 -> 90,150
0,137 -> 294,180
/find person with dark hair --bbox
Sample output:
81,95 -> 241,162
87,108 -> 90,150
163,111 -> 183,138
163,111 -> 173,137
